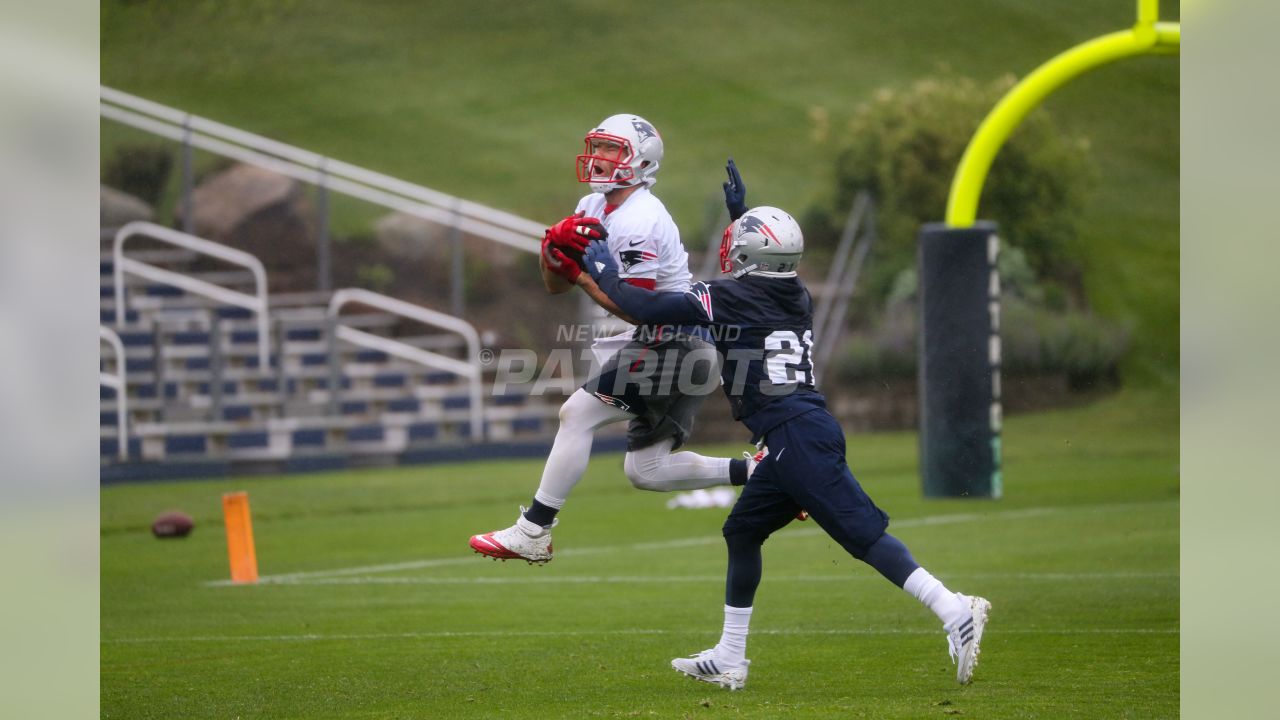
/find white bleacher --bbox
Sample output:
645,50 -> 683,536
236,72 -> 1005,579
99,229 -> 568,465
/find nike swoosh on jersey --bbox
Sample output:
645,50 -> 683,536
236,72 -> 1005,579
628,238 -> 645,247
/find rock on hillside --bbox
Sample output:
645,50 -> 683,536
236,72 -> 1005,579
181,163 -> 316,291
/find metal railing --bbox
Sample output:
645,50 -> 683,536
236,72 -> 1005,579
99,326 -> 128,460
327,289 -> 485,441
100,86 -> 544,260
113,221 -> 271,369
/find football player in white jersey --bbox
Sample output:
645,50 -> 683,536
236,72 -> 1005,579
469,114 -> 753,564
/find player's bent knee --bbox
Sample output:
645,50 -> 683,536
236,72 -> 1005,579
557,397 -> 580,425
558,390 -> 596,428
722,522 -> 768,547
622,452 -> 665,491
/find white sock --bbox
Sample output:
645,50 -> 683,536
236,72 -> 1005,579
623,438 -> 732,492
532,389 -> 632,507
714,605 -> 753,667
903,567 -> 969,629
532,490 -> 565,510
515,513 -> 549,537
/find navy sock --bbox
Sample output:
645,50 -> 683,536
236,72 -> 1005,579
729,458 -> 748,486
523,499 -> 559,528
861,533 -> 921,588
724,531 -> 764,607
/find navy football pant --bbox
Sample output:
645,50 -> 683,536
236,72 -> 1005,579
721,409 -> 899,607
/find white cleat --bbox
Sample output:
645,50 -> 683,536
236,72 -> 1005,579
671,649 -> 750,691
947,594 -> 992,685
468,507 -> 556,564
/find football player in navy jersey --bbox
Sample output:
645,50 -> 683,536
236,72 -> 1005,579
578,161 -> 991,689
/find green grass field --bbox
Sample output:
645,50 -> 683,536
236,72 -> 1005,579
101,388 -> 1178,719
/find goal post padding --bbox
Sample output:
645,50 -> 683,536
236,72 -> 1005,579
917,221 -> 1002,499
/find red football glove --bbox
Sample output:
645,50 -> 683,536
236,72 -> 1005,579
547,211 -> 607,252
541,234 -> 582,283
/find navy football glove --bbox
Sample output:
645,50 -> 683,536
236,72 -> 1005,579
583,239 -> 619,280
723,158 -> 748,221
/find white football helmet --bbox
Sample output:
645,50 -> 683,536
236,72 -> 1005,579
576,114 -> 664,194
719,206 -> 804,278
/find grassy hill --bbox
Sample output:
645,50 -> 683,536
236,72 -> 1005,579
101,0 -> 1178,384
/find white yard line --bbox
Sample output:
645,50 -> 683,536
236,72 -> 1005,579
205,498 -> 1177,587
252,571 -> 1177,587
103,626 -> 1178,645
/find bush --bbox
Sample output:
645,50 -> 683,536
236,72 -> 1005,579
1001,297 -> 1131,385
837,303 -> 918,381
834,295 -> 1129,386
102,142 -> 174,207
811,73 -> 1094,308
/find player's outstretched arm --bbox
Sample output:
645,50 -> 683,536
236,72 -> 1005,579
574,274 -> 640,325
544,237 -> 642,323
583,241 -> 706,326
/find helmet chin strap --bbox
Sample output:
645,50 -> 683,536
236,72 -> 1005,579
591,176 -> 646,194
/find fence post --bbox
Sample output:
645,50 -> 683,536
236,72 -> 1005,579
152,318 -> 167,423
317,158 -> 331,293
448,204 -> 465,318
273,316 -> 287,419
209,312 -> 224,422
326,314 -> 342,417
180,114 -> 194,235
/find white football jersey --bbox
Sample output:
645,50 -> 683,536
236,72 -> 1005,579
575,186 -> 692,294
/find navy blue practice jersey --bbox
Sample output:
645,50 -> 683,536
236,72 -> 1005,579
685,275 -> 828,441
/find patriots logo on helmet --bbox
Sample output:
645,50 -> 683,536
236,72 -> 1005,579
738,214 -> 780,246
619,249 -> 658,271
631,119 -> 658,142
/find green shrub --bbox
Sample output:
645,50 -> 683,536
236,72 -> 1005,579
834,295 -> 1129,385
812,73 -> 1094,308
1002,297 -> 1131,385
837,303 -> 918,381
102,142 -> 173,207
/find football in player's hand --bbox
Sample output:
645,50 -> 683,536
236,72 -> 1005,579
152,510 -> 194,538
559,244 -> 589,272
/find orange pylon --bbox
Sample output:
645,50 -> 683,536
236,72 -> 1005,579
222,491 -> 258,584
